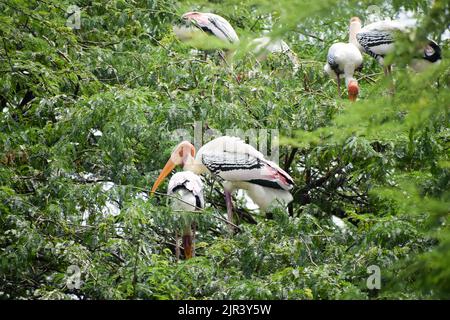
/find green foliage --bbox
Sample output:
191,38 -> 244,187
0,0 -> 449,299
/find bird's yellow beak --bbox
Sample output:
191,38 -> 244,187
150,159 -> 176,194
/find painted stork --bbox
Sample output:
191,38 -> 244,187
167,171 -> 204,259
324,17 -> 363,101
151,137 -> 294,227
356,19 -> 442,75
173,12 -> 239,62
251,37 -> 300,73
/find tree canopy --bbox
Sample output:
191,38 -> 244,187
0,0 -> 449,299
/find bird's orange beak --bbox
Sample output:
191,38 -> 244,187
348,81 -> 359,102
150,159 -> 176,194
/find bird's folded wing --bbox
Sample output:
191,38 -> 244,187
204,15 -> 238,43
202,151 -> 294,190
168,172 -> 204,196
357,31 -> 394,57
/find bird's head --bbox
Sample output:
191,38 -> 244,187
151,141 -> 196,194
175,12 -> 200,29
181,12 -> 208,25
423,40 -> 441,63
182,11 -> 200,19
347,80 -> 359,102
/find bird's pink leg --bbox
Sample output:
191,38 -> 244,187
175,231 -> 180,262
336,74 -> 341,98
224,190 -> 234,232
384,65 -> 395,95
192,222 -> 196,258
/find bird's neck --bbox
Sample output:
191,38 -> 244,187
183,155 -> 205,175
349,21 -> 361,46
344,75 -> 357,86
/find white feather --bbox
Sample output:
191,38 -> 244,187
167,171 -> 204,211
324,42 -> 362,84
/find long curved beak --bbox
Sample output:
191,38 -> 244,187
150,159 -> 176,194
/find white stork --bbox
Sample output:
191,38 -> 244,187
250,36 -> 300,73
324,17 -> 363,101
151,137 -> 294,227
356,19 -> 442,75
167,171 -> 204,259
173,12 -> 239,61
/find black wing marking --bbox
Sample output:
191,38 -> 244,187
202,152 -> 263,174
357,31 -> 393,60
207,16 -> 236,43
202,152 -> 291,190
327,53 -> 342,74
171,183 -> 204,210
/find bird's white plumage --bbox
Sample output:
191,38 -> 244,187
356,19 -> 441,70
355,20 -> 409,59
196,136 -> 265,162
167,171 -> 204,211
250,37 -> 300,72
224,181 -> 293,212
324,42 -> 363,84
176,12 -> 239,44
251,37 -> 291,55
200,13 -> 239,43
359,19 -> 410,34
186,136 -> 294,212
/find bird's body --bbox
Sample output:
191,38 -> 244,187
324,17 -> 363,101
173,12 -> 239,63
168,171 -> 204,211
356,19 -> 441,72
167,171 -> 204,259
324,42 -> 363,81
250,37 -> 300,73
173,11 -> 239,61
185,136 -> 294,212
151,137 -> 294,227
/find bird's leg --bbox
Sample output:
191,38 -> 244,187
336,74 -> 341,98
175,231 -> 180,262
182,232 -> 193,260
192,222 -> 196,258
385,65 -> 395,95
182,218 -> 193,259
224,190 -> 235,233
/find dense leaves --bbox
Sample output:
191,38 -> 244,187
0,0 -> 449,299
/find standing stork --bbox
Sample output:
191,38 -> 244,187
167,171 -> 204,260
324,17 -> 363,101
356,19 -> 442,75
151,137 -> 294,226
173,12 -> 239,62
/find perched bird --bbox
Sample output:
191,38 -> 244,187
356,19 -> 442,75
151,137 -> 294,226
167,171 -> 204,259
250,36 -> 300,73
173,12 -> 239,61
324,17 -> 363,101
